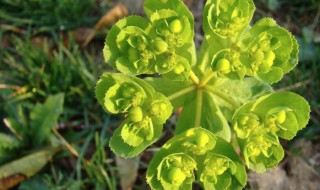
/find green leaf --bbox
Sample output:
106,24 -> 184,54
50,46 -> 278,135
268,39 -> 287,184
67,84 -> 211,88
144,77 -> 194,111
176,91 -> 231,141
149,92 -> 173,125
109,120 -> 163,158
0,147 -> 60,190
233,91 -> 310,140
95,72 -> 156,113
144,0 -> 194,34
30,93 -> 64,145
203,0 -> 255,40
240,18 -> 298,83
147,128 -> 246,190
103,16 -> 152,69
239,130 -> 284,173
215,77 -> 273,105
0,133 -> 20,150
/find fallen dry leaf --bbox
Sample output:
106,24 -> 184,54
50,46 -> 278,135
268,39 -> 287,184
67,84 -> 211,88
82,3 -> 128,47
115,155 -> 141,190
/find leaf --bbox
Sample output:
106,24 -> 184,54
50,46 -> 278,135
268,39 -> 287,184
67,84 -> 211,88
203,0 -> 255,40
144,0 -> 194,33
115,155 -> 140,190
147,128 -> 246,190
103,16 -> 152,68
0,133 -> 20,150
29,93 -> 64,145
240,18 -> 298,83
144,77 -> 194,111
109,121 -> 163,158
176,91 -> 231,141
96,72 -> 155,113
0,147 -> 60,190
250,91 -> 310,139
82,3 -> 128,47
214,77 -> 273,105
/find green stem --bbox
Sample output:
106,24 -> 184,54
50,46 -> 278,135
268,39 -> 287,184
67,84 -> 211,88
167,86 -> 196,101
199,71 -> 216,87
194,89 -> 203,128
189,71 -> 200,85
203,85 -> 240,109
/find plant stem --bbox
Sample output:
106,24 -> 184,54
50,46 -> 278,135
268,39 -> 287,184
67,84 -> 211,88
189,70 -> 200,85
203,85 -> 240,109
167,86 -> 196,101
199,71 -> 216,87
194,89 -> 203,128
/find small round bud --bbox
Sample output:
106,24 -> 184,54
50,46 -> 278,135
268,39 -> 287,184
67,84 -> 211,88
264,51 -> 275,67
160,0 -> 168,3
128,48 -> 140,62
150,104 -> 159,115
121,87 -> 136,98
168,167 -> 186,185
238,115 -> 249,126
173,64 -> 185,74
195,132 -> 209,147
169,19 -> 183,34
216,58 -> 231,74
153,38 -> 168,54
129,107 -> 143,122
276,110 -> 286,124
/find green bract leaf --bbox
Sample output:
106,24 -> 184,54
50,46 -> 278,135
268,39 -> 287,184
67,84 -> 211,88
199,153 -> 237,190
233,91 -> 310,140
211,49 -> 246,80
150,9 -> 192,48
163,55 -> 191,81
105,82 -> 146,114
148,92 -> 173,125
95,72 -> 155,113
203,0 -> 255,39
147,128 -> 246,190
241,18 -> 298,83
110,120 -> 163,158
144,77 -> 194,111
239,129 -> 284,173
144,0 -> 194,34
157,153 -> 197,190
176,91 -> 231,141
103,16 -> 155,75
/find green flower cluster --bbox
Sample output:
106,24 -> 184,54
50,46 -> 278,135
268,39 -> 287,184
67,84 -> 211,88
104,0 -> 195,81
232,92 -> 310,172
204,0 -> 298,83
147,128 -> 246,190
95,73 -> 172,157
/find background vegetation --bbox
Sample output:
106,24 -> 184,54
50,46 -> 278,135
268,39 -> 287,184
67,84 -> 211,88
0,0 -> 319,189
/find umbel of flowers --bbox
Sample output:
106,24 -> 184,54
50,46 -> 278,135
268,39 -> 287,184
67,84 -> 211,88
95,0 -> 310,189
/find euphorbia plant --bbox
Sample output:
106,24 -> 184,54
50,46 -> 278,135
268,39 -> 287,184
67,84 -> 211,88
96,0 -> 310,189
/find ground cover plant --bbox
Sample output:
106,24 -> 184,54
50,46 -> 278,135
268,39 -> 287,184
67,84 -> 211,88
96,0 -> 310,189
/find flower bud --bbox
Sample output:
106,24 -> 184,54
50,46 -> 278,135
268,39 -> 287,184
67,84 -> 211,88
276,110 -> 286,124
173,64 -> 185,74
195,132 -> 210,147
169,19 -> 183,34
264,51 -> 275,67
160,0 -> 168,3
128,47 -> 140,62
153,38 -> 168,54
216,58 -> 231,74
168,167 -> 186,185
128,106 -> 143,122
121,86 -> 136,98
